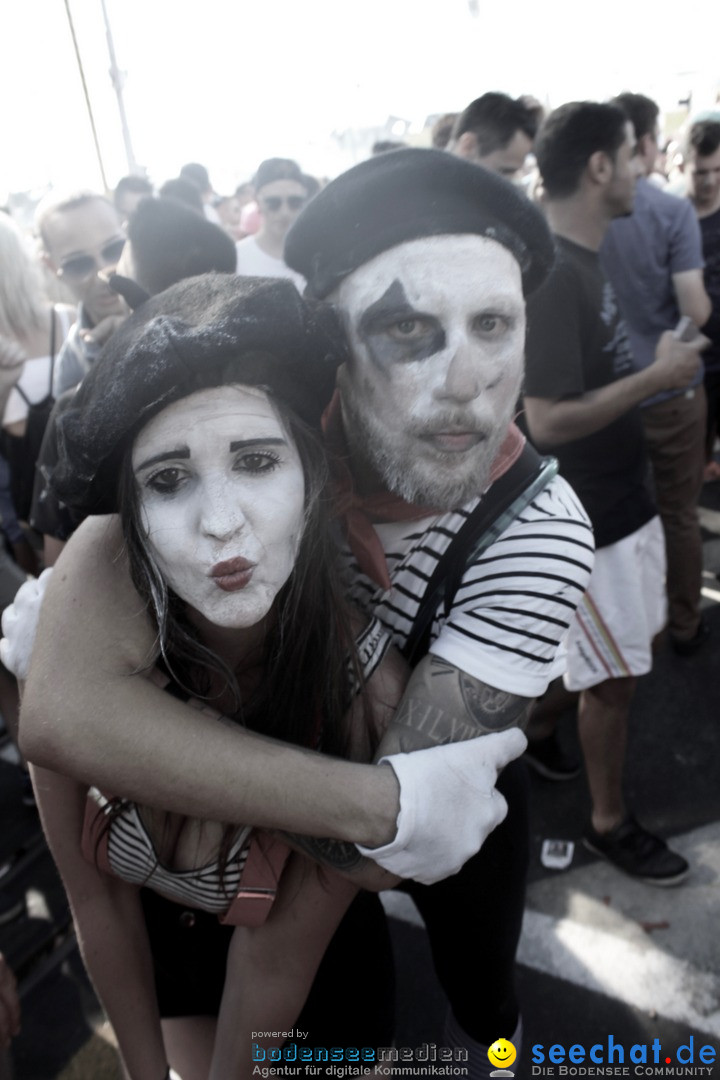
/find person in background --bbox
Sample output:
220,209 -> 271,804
234,181 -> 259,238
179,162 -> 222,224
601,92 -> 711,655
685,120 -> 720,477
449,91 -> 541,178
235,158 -> 309,291
113,175 -> 153,221
213,194 -> 244,240
0,213 -> 74,552
523,102 -> 705,883
35,191 -> 126,397
30,195 -> 237,568
431,112 -> 459,150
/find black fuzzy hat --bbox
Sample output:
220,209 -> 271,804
285,147 -> 554,298
53,273 -> 349,516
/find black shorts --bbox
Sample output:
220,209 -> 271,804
140,886 -> 395,1048
140,887 -> 233,1017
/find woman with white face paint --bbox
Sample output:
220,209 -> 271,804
28,274 -> 406,1080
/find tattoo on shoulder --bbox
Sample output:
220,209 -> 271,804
282,833 -> 365,872
380,656 -> 531,754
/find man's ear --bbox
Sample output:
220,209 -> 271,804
454,131 -> 480,161
587,150 -> 613,186
635,133 -> 654,174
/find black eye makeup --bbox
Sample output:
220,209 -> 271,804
357,280 -> 446,369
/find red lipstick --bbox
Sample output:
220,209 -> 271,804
210,557 -> 255,592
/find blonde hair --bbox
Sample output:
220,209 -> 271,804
0,214 -> 47,339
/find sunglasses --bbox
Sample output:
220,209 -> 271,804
260,196 -> 306,213
58,237 -> 126,281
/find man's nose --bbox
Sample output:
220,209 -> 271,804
435,343 -> 482,403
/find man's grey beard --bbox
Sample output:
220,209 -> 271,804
342,393 -> 512,511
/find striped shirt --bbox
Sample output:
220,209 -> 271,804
341,475 -> 594,699
88,790 -> 252,914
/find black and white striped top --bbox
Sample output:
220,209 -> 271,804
88,790 -> 252,914
341,475 -> 594,699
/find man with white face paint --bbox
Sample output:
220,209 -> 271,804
334,235 -> 525,509
11,150 -> 594,1073
283,148 -> 593,1072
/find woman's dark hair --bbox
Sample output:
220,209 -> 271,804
118,389 -> 369,759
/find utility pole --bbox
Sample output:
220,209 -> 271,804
63,0 -> 109,191
100,0 -> 139,175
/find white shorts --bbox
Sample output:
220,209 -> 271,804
563,515 -> 666,691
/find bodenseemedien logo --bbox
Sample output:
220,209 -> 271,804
489,1037 -> 517,1076
530,1035 -> 717,1076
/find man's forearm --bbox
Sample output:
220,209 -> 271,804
524,366 -> 663,447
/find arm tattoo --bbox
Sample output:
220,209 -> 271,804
377,655 -> 531,756
280,832 -> 366,873
279,662 -> 531,868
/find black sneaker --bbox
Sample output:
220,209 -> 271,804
0,890 -> 25,927
583,816 -> 689,886
525,732 -> 582,781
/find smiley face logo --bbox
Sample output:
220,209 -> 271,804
488,1038 -> 517,1070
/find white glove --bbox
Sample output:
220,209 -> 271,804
0,568 -> 54,681
357,727 -> 527,885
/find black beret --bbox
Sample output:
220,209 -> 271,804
285,147 -> 555,297
53,273 -> 349,516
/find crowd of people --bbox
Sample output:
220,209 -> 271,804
0,86 -> 718,1079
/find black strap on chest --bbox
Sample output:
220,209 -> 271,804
400,442 -> 558,667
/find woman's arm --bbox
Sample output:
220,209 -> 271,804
30,765 -> 168,1080
210,856 -> 357,1079
20,516 -> 399,849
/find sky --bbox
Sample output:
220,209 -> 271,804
2,0 -> 719,201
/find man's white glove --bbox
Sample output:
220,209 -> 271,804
356,727 -> 527,885
0,568 -> 53,681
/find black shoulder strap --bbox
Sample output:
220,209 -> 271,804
400,443 -> 558,666
12,307 -> 57,409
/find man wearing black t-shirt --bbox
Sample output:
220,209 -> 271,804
523,102 -> 707,884
685,119 -> 720,475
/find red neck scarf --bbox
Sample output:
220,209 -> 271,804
322,391 -> 525,590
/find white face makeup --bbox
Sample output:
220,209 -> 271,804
132,386 -> 305,631
334,234 -> 526,509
